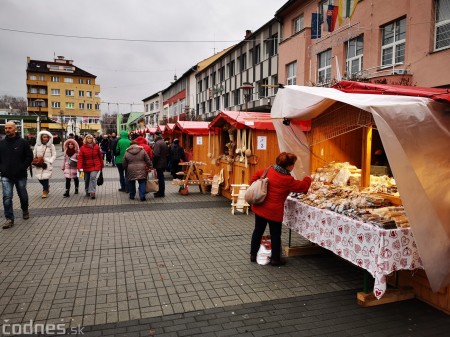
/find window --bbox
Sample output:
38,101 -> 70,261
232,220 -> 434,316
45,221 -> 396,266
435,0 -> 450,50
212,72 -> 216,85
293,15 -> 304,34
64,77 -> 73,83
318,49 -> 332,84
219,67 -> 225,82
208,100 -> 212,113
204,76 -> 209,89
215,96 -> 220,110
381,17 -> 406,67
86,91 -> 92,97
254,45 -> 261,64
66,102 -> 74,109
78,79 -> 84,84
95,104 -> 100,110
149,103 -> 154,111
39,88 -> 46,94
87,103 -> 93,109
155,101 -> 159,109
272,75 -> 279,95
234,90 -> 239,105
51,89 -> 60,96
30,75 -> 36,80
86,79 -> 91,84
145,104 -> 149,112
65,90 -> 74,96
79,91 -> 84,97
29,88 -> 37,94
318,0 -> 327,23
224,93 -> 229,108
198,80 -> 203,92
286,62 -> 297,85
240,53 -> 247,71
51,76 -> 59,82
79,103 -> 85,109
346,35 -> 364,77
39,75 -> 45,81
265,34 -> 278,58
51,102 -> 60,108
228,60 -> 235,77
258,78 -> 269,98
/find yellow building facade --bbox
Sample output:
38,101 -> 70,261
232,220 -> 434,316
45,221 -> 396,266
26,56 -> 101,135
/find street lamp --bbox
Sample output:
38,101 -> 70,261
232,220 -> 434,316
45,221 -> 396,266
239,82 -> 253,112
35,99 -> 44,133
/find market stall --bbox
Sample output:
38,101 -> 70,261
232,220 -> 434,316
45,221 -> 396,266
157,123 -> 176,142
208,111 -> 304,200
271,81 -> 450,311
173,121 -> 212,165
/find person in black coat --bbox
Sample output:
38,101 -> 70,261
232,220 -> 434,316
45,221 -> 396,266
152,131 -> 169,197
169,138 -> 186,179
0,122 -> 33,228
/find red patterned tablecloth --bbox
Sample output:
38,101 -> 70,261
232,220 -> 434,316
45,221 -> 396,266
284,197 -> 423,299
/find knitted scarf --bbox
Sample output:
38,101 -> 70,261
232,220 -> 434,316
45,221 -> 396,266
274,164 -> 291,176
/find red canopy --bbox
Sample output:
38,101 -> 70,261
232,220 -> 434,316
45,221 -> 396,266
209,111 -> 276,130
175,121 -> 211,135
334,80 -> 450,103
148,127 -> 158,134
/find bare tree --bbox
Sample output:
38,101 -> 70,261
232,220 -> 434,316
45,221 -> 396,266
101,112 -> 118,134
0,95 -> 27,114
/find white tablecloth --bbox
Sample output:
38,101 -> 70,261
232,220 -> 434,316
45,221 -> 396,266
284,197 -> 423,299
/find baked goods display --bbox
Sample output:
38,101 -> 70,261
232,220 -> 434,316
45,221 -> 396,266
292,162 -> 408,229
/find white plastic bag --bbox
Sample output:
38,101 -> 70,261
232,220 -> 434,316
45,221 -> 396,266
256,236 -> 272,265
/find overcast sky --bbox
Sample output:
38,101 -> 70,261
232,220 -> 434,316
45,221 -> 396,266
0,0 -> 287,114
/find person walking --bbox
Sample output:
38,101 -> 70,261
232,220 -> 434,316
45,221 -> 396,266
122,141 -> 153,201
0,122 -> 33,229
33,130 -> 57,199
61,139 -> 80,197
134,135 -> 153,161
249,152 -> 312,266
108,132 -> 118,167
152,131 -> 168,198
169,138 -> 186,179
100,135 -> 109,165
115,130 -> 131,192
77,134 -> 104,199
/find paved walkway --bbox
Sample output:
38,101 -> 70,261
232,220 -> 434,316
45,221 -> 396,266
0,148 -> 449,336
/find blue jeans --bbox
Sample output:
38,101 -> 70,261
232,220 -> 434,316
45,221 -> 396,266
1,177 -> 29,220
250,214 -> 282,261
116,164 -> 128,191
155,168 -> 165,195
128,179 -> 146,199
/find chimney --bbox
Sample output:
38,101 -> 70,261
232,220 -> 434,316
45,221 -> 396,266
245,30 -> 252,39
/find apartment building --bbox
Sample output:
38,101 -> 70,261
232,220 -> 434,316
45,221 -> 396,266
196,20 -> 282,119
26,56 -> 101,134
143,92 -> 162,127
276,0 -> 450,88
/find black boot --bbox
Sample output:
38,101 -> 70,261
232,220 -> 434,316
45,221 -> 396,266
74,188 -> 79,194
63,190 -> 70,198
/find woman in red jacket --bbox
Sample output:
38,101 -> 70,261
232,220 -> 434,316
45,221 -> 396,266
250,152 -> 312,266
77,134 -> 104,199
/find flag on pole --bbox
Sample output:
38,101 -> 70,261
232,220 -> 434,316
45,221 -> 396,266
311,13 -> 322,39
338,0 -> 359,24
326,5 -> 339,32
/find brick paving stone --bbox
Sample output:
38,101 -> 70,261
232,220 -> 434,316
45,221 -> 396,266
0,149 -> 449,336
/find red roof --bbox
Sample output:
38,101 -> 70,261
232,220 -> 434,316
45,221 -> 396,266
175,121 -> 211,135
209,111 -> 276,130
333,80 -> 450,103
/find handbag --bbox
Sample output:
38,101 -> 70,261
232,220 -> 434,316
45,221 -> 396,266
145,172 -> 159,193
32,146 -> 47,167
96,171 -> 104,186
68,157 -> 78,168
179,184 -> 189,195
244,166 -> 271,204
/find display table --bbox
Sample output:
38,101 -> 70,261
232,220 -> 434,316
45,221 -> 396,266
283,197 -> 423,299
172,162 -> 212,194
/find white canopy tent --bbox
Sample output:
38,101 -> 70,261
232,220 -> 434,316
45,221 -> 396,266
271,84 -> 450,292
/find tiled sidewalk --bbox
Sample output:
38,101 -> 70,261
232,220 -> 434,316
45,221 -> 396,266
0,148 -> 449,336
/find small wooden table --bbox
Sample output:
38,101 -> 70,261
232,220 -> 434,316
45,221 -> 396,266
173,162 -> 211,194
